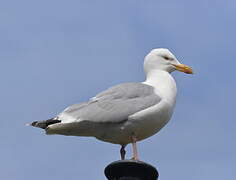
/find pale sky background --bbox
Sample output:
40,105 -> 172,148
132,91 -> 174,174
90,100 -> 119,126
0,0 -> 235,179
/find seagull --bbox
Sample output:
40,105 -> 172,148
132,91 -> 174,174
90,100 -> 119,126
29,48 -> 193,160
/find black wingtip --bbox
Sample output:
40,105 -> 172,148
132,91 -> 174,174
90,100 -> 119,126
25,121 -> 37,127
26,118 -> 61,129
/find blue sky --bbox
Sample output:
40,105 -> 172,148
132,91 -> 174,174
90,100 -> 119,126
0,0 -> 235,179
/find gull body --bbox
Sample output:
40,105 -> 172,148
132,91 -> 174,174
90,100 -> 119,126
46,70 -> 176,145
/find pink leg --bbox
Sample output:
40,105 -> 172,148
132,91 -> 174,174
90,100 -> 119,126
131,136 -> 139,160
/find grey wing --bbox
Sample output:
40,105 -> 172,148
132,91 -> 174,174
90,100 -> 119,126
58,83 -> 161,123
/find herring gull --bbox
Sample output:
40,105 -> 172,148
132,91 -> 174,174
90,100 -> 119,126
29,48 -> 193,160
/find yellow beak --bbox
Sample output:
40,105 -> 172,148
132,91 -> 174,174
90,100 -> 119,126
173,64 -> 193,74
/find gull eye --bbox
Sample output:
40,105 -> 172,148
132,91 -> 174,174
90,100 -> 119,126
163,56 -> 171,60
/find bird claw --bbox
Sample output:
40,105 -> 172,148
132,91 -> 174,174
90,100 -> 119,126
130,157 -> 139,161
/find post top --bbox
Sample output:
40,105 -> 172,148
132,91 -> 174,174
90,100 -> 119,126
104,160 -> 159,180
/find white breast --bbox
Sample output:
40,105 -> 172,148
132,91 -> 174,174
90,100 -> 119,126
128,70 -> 177,141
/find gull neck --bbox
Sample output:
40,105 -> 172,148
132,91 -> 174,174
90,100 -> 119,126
143,70 -> 177,104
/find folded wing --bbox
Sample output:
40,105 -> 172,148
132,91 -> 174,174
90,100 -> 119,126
58,83 -> 161,124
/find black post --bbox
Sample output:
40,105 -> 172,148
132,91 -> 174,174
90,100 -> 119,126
104,160 -> 159,180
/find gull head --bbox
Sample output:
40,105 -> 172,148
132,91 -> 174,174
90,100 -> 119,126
144,48 -> 193,74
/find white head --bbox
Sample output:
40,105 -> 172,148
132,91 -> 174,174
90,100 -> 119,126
144,48 -> 193,75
